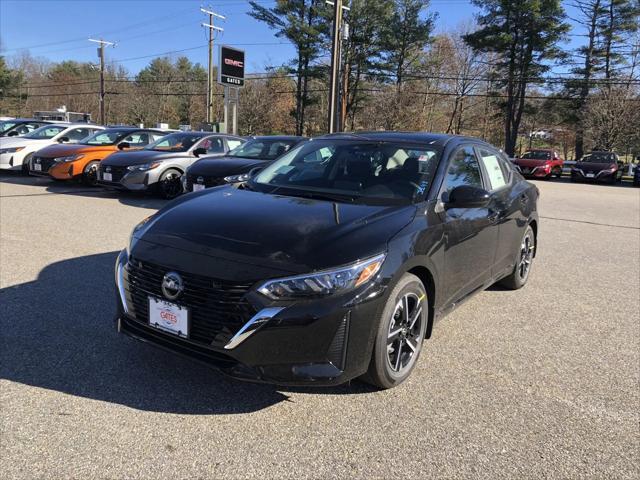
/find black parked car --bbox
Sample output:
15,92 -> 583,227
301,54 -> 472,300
571,151 -> 624,183
183,136 -> 306,192
115,132 -> 539,389
633,162 -> 640,187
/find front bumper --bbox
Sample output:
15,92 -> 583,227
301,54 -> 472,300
114,250 -> 386,386
518,166 -> 551,178
97,168 -> 159,191
571,169 -> 616,181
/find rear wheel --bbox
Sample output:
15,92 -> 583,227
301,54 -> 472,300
157,168 -> 183,199
499,225 -> 535,290
82,161 -> 100,186
361,273 -> 428,389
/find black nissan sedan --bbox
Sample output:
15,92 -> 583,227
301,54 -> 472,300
115,132 -> 539,389
183,136 -> 306,192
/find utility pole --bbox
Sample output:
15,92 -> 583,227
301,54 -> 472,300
89,38 -> 114,125
327,0 -> 349,133
201,7 -> 225,126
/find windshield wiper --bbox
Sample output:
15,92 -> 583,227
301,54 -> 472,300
272,188 -> 358,204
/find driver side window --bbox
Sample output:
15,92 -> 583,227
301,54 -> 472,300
444,146 -> 483,193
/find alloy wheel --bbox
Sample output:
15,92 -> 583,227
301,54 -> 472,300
386,292 -> 424,374
162,172 -> 182,198
518,231 -> 535,281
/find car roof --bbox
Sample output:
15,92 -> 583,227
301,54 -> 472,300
317,131 -> 487,147
249,135 -> 307,141
99,127 -> 166,133
3,118 -> 58,123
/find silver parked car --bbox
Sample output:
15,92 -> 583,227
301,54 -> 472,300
96,132 -> 245,198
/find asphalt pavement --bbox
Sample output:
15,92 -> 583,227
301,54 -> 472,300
1,173 -> 638,479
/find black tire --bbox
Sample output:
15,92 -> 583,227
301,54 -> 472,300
157,168 -> 183,199
499,225 -> 535,290
361,273 -> 428,389
82,161 -> 100,186
553,167 -> 562,178
21,153 -> 33,175
570,176 -> 578,183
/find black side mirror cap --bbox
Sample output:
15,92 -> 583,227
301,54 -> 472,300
444,185 -> 491,209
58,136 -> 70,143
193,147 -> 207,157
117,142 -> 130,150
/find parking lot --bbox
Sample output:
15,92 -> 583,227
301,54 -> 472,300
1,174 -> 638,479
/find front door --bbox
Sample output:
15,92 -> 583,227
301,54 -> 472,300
439,145 -> 499,307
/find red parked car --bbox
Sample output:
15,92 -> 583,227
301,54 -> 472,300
512,149 -> 563,179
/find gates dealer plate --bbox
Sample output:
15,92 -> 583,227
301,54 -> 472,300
148,296 -> 189,338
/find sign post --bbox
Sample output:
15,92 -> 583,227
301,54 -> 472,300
218,45 -> 245,135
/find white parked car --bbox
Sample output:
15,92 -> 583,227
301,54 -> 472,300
0,123 -> 104,173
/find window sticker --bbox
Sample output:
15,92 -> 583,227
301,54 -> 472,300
482,154 -> 506,189
418,155 -> 431,174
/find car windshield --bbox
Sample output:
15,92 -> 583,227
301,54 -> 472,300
82,129 -> 130,145
145,132 -> 205,152
521,150 -> 551,160
251,140 -> 441,205
0,121 -> 18,133
23,125 -> 67,139
582,153 -> 615,163
228,138 -> 299,160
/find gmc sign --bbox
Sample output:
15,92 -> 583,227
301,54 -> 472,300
219,46 -> 245,87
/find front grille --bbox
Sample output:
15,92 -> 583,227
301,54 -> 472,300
186,173 -> 227,191
125,257 -> 255,347
99,165 -> 128,183
31,156 -> 56,173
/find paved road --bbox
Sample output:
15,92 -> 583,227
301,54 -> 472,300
1,174 -> 638,479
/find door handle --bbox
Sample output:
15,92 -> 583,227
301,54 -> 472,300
520,193 -> 528,204
488,210 -> 499,223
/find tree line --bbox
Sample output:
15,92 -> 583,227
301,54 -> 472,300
1,0 -> 639,159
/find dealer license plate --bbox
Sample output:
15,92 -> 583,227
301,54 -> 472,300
148,296 -> 189,338
33,164 -> 42,171
193,183 -> 205,192
103,172 -> 112,182
586,173 -> 595,178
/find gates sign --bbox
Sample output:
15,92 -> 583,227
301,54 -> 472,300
218,46 -> 245,87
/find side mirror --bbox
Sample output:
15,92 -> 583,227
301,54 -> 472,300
7,131 -> 19,137
443,185 -> 491,209
117,142 -> 130,150
193,147 -> 207,157
57,136 -> 70,143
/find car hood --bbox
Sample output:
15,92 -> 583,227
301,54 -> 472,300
188,156 -> 265,176
514,158 -> 551,167
102,149 -> 194,166
35,143 -> 116,158
574,162 -> 615,172
134,186 -> 416,274
0,137 -> 48,149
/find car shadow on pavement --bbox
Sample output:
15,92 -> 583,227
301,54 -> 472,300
0,171 -> 169,210
1,252 -> 377,414
0,252 -> 294,414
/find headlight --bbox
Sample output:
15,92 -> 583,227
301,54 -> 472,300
55,154 -> 84,163
127,162 -> 161,172
224,173 -> 251,184
128,215 -> 154,254
258,253 -> 386,300
0,147 -> 25,154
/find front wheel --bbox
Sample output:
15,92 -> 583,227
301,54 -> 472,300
361,273 -> 428,389
499,225 -> 535,290
553,167 -> 562,178
157,168 -> 183,199
21,153 -> 33,175
82,161 -> 100,186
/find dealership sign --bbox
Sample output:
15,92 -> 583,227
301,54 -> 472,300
218,46 -> 245,87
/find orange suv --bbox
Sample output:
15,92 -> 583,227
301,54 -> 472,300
29,127 -> 168,184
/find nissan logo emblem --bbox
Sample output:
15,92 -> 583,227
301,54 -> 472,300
197,176 -> 204,184
161,271 -> 184,300
106,166 -> 111,172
